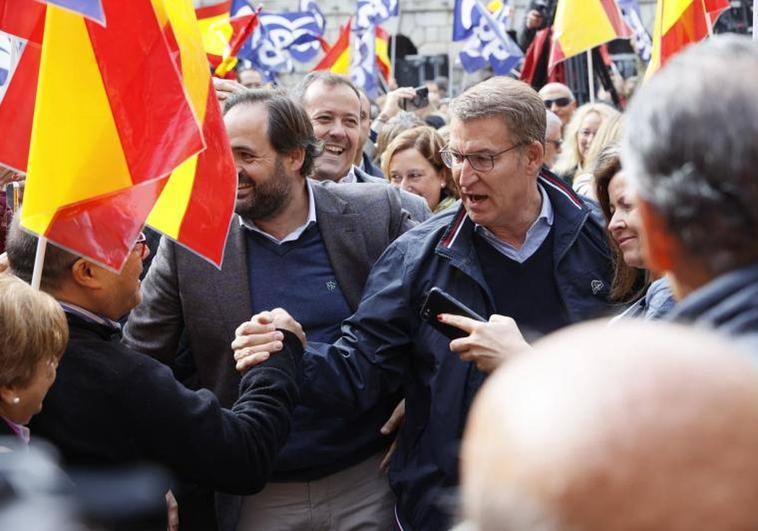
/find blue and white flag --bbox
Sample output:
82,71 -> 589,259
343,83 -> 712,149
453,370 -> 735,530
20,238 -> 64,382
238,11 -> 325,81
300,0 -> 326,33
618,0 -> 652,62
457,2 -> 523,76
356,0 -> 399,30
453,0 -> 482,41
350,25 -> 379,98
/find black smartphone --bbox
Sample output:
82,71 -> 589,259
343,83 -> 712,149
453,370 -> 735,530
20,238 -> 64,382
419,287 -> 486,340
400,86 -> 429,111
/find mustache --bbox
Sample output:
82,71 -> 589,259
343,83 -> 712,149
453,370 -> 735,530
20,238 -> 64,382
237,171 -> 254,187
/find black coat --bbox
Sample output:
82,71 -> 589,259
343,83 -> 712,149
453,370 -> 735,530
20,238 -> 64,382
30,313 -> 302,495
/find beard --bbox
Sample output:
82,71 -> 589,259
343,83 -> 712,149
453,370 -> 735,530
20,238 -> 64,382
235,157 -> 293,221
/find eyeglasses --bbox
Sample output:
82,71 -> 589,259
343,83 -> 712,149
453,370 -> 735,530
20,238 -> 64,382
133,232 -> 149,260
543,97 -> 572,108
440,143 -> 524,172
547,138 -> 563,149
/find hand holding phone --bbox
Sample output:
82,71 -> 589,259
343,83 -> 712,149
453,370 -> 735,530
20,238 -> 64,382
419,287 -> 486,340
399,86 -> 430,111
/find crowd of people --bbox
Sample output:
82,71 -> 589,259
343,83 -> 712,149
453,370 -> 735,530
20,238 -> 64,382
1,33 -> 757,531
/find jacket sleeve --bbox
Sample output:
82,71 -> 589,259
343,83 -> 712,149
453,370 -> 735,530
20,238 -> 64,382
301,237 -> 417,414
119,331 -> 303,494
122,237 -> 184,365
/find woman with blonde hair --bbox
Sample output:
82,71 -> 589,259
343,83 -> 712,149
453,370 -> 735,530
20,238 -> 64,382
0,274 -> 68,445
381,126 -> 459,213
553,102 -> 619,184
573,112 -> 625,200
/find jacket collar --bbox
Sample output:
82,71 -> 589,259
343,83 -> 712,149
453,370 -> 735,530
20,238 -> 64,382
436,168 -> 589,267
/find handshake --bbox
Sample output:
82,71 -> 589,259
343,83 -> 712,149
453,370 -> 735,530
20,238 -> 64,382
232,308 -> 306,372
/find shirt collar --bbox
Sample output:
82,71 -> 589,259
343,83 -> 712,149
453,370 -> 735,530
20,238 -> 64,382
475,183 -> 554,263
59,301 -> 122,331
340,165 -> 359,183
239,180 -> 317,245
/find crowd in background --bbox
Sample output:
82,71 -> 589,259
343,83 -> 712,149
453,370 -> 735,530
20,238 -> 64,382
0,31 -> 757,531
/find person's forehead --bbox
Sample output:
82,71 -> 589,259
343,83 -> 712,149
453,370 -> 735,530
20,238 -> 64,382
305,81 -> 360,116
546,120 -> 562,139
224,103 -> 269,143
449,116 -> 511,150
540,84 -> 571,99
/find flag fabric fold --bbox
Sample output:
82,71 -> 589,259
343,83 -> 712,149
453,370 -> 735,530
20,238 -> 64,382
646,0 -> 730,78
549,0 -> 632,72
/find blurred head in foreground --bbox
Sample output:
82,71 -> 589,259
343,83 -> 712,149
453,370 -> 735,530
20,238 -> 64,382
461,320 -> 758,531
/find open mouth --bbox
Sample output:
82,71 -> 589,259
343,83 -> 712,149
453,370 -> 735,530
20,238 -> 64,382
323,144 -> 346,156
465,193 -> 488,205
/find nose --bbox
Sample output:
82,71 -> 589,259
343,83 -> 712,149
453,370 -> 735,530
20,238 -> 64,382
327,119 -> 347,141
399,176 -> 414,192
457,158 -> 478,189
608,210 -> 626,235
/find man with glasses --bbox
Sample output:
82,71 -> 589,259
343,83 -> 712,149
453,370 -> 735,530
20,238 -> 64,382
233,77 -> 613,530
538,82 -> 577,127
544,109 -> 563,168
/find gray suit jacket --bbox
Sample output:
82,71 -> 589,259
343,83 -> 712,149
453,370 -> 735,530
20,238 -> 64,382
124,180 -> 415,408
351,165 -> 432,223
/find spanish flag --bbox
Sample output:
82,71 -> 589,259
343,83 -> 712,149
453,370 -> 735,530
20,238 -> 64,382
10,0 -> 236,271
646,0 -> 730,78
549,0 -> 631,72
194,0 -> 258,78
314,18 -> 352,74
375,25 -> 391,82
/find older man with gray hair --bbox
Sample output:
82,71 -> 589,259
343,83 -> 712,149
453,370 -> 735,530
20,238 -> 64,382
233,76 -> 614,530
622,35 -> 758,350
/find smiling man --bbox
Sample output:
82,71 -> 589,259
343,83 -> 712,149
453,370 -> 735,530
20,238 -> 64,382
233,76 -> 614,530
295,72 -> 431,222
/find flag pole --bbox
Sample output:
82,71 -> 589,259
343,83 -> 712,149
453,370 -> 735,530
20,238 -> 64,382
587,49 -> 595,103
390,4 -> 401,83
31,236 -> 48,290
753,0 -> 757,40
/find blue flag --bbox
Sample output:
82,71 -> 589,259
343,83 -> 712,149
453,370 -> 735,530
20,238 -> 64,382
458,2 -> 523,76
618,0 -> 652,62
453,0 -> 483,41
350,25 -> 379,98
356,0 -> 399,30
300,0 -> 326,32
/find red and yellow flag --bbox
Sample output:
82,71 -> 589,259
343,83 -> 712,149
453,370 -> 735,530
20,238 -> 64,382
375,26 -> 391,82
4,0 -> 236,271
314,19 -> 352,74
646,0 -> 730,78
194,0 -> 258,78
549,0 -> 631,71
147,0 -> 237,266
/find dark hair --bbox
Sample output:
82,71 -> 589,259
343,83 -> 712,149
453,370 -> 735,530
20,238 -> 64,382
623,35 -> 758,276
594,144 -> 648,302
224,89 -> 322,177
5,212 -> 79,291
292,71 -> 361,106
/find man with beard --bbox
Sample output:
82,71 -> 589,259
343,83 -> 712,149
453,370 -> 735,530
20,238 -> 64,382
294,72 -> 431,223
124,89 -> 414,530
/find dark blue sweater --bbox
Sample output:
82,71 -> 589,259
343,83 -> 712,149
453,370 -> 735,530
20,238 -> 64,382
245,224 -> 395,480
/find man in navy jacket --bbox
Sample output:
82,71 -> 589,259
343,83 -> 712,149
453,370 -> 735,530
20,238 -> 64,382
234,77 -> 614,530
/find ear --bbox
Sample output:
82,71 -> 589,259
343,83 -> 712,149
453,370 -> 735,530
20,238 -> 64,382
0,386 -> 18,406
638,199 -> 677,274
523,141 -> 544,174
70,259 -> 104,290
284,147 -> 306,176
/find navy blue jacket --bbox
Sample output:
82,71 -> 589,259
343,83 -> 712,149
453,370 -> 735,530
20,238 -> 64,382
667,263 -> 758,353
302,171 -> 614,529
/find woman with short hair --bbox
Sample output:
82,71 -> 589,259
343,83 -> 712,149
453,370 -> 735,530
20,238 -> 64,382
381,126 -> 459,213
0,274 -> 68,445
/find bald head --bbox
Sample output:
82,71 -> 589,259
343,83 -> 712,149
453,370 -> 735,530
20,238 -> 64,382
539,82 -> 576,126
462,320 -> 758,531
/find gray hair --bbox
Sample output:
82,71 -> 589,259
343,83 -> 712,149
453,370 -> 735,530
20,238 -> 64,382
622,35 -> 758,275
450,76 -> 546,146
5,212 -> 78,291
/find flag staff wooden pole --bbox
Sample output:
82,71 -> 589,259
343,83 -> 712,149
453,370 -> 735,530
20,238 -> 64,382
31,236 -> 48,290
587,49 -> 595,103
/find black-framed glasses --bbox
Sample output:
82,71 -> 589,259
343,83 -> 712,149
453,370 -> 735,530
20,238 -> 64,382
439,143 -> 524,172
543,97 -> 572,108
